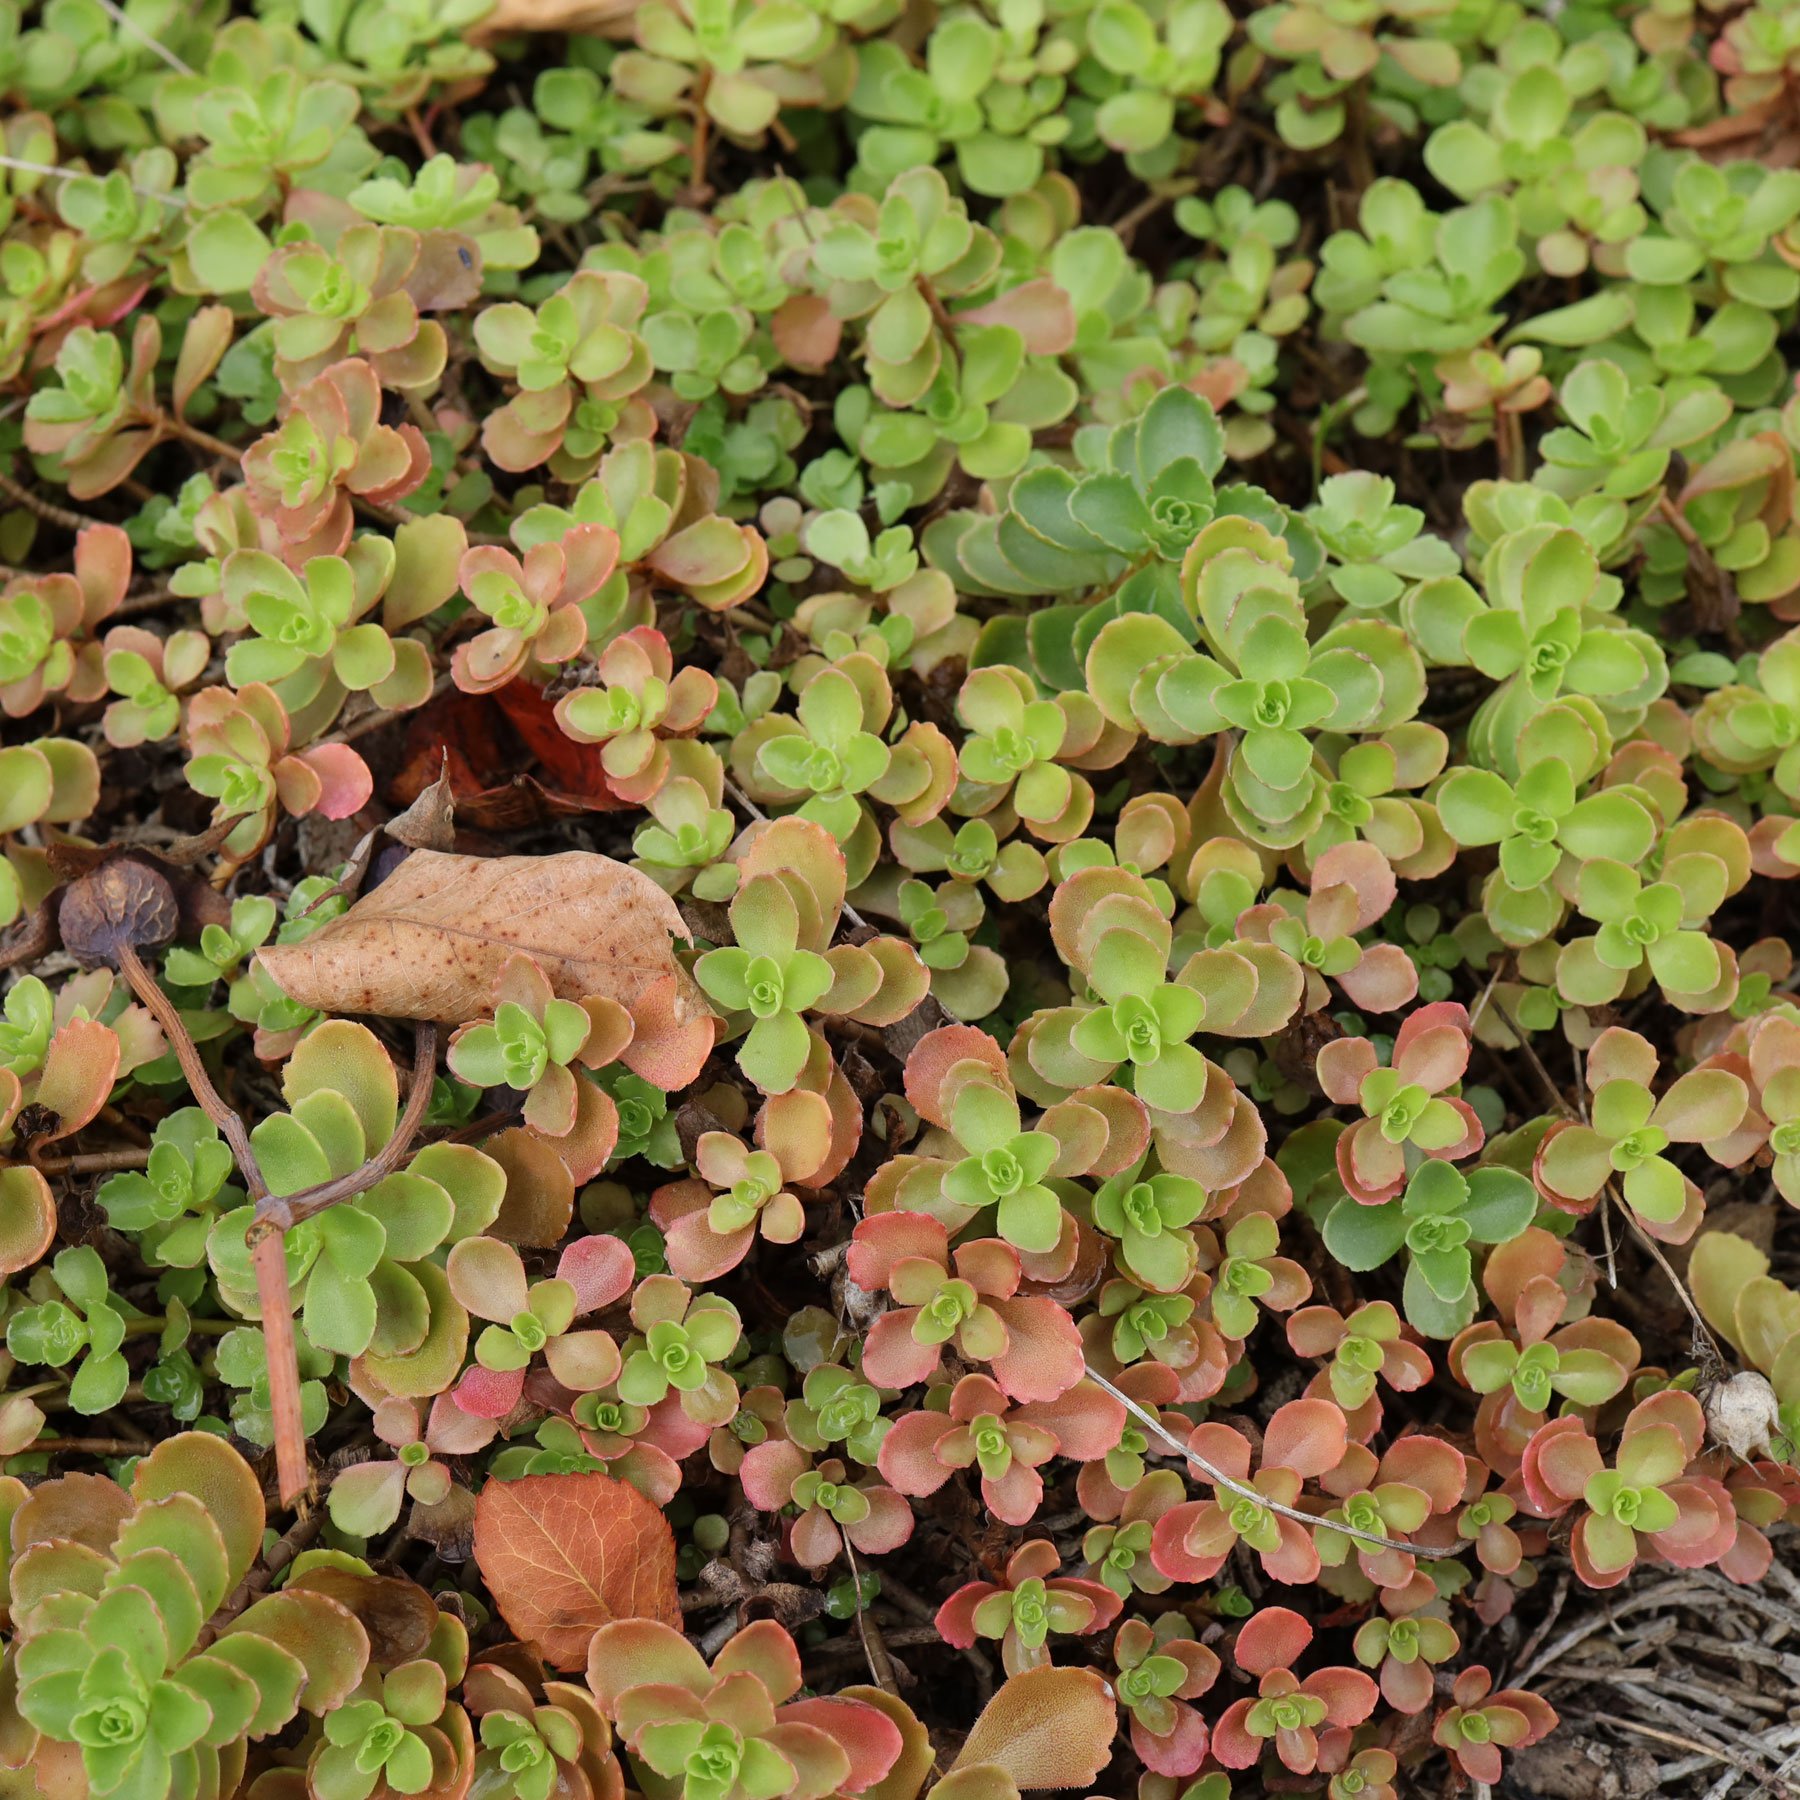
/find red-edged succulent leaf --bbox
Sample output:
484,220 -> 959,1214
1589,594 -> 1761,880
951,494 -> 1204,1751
0,1166 -> 57,1275
31,1018 -> 121,1143
905,1026 -> 1010,1128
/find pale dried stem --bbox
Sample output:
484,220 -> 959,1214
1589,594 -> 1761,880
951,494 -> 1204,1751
1081,1364 -> 1454,1559
842,1541 -> 899,1695
92,0 -> 195,73
1489,994 -> 1723,1360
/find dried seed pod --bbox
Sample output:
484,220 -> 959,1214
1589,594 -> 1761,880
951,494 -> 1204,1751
1704,1369 -> 1784,1460
57,854 -> 181,967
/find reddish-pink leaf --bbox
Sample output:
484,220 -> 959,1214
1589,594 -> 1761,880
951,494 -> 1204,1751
1261,1397 -> 1347,1479
904,1025 -> 1008,1128
1233,1604 -> 1312,1676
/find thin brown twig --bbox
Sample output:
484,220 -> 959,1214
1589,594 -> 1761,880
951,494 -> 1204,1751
1504,1569 -> 1570,1687
0,903 -> 55,972
1465,955 -> 1505,1037
326,669 -> 454,746
24,1436 -> 153,1455
1656,491 -> 1704,553
115,940 -> 264,1195
112,586 -> 189,619
1490,994 -> 1575,1119
805,1622 -> 948,1660
161,414 -> 242,464
842,1541 -> 899,1696
29,1146 -> 152,1175
207,1503 -> 324,1636
0,468 -> 98,533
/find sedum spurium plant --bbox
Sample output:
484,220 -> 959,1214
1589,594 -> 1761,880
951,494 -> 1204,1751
4,3 -> 1800,1797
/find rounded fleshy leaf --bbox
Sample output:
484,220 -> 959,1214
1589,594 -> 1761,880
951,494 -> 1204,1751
1262,1397 -> 1349,1479
952,1665 -> 1117,1789
1232,1604 -> 1312,1676
132,1432 -> 265,1591
445,1235 -> 530,1322
0,1166 -> 57,1276
558,1233 -> 637,1314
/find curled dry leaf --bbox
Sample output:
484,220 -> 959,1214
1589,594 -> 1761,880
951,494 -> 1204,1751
256,850 -> 714,1082
951,1664 -> 1118,1790
383,764 -> 458,852
472,1470 -> 680,1670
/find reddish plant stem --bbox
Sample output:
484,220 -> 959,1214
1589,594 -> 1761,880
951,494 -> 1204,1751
116,940 -> 316,1499
918,277 -> 957,342
244,1021 -> 437,1506
253,1232 -> 311,1506
685,81 -> 713,204
119,946 -> 444,1505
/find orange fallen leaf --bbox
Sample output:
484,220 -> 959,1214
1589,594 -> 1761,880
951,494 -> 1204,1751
472,1470 -> 679,1669
255,850 -> 714,1084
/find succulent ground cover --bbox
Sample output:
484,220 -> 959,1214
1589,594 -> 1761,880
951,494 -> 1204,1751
6,0 -> 1800,1796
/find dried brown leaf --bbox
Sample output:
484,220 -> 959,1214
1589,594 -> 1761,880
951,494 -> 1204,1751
472,1472 -> 679,1670
256,850 -> 700,1029
286,1565 -> 438,1668
385,763 -> 457,852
